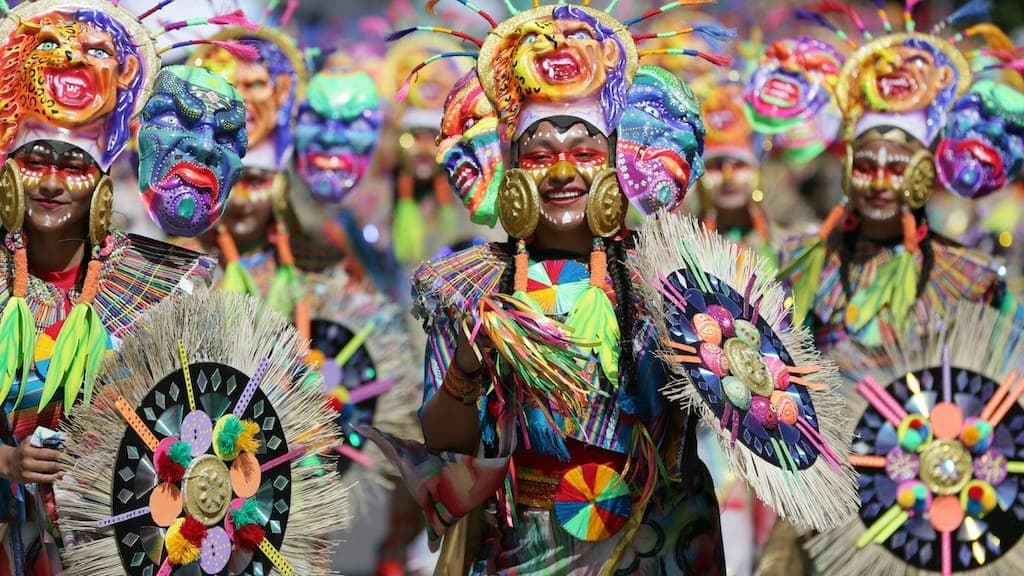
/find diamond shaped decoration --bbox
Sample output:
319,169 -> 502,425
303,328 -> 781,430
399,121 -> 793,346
211,369 -> 222,391
118,466 -> 135,482
154,391 -> 166,410
269,519 -> 282,534
118,488 -> 134,504
274,499 -> 289,513
273,475 -> 289,490
122,532 -> 141,547
127,445 -> 140,461
262,417 -> 277,431
266,436 -> 282,450
227,375 -> 238,394
169,382 -> 181,402
130,551 -> 145,567
197,370 -> 209,393
143,407 -> 156,421
142,566 -> 153,576
253,399 -> 265,418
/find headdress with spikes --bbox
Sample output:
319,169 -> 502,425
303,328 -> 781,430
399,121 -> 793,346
396,0 -> 732,140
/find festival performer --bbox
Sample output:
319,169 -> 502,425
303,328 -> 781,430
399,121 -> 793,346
362,1 -> 860,574
0,0 -> 253,571
189,9 -> 311,328
767,1 -> 1022,352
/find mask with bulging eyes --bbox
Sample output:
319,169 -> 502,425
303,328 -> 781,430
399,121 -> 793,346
615,65 -> 705,215
137,66 -> 246,237
936,79 -> 1024,200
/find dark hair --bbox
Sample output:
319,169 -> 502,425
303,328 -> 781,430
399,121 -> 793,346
837,207 -> 934,302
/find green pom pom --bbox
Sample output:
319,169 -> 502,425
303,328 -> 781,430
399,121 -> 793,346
215,415 -> 244,458
168,441 -> 194,468
230,498 -> 261,528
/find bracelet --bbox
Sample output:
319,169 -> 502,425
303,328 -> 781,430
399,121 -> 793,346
441,364 -> 483,406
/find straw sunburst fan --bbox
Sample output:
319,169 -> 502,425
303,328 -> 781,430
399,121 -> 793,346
55,289 -> 351,575
633,211 -> 858,531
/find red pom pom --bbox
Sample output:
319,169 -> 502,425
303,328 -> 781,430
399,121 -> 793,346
180,516 -> 208,547
155,449 -> 185,483
909,419 -> 923,430
968,485 -> 984,500
327,395 -> 343,412
235,523 -> 266,550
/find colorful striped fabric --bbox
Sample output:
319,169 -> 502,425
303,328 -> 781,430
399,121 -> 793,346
780,233 -> 1010,352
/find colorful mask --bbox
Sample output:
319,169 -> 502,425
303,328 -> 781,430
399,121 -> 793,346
0,1 -> 161,170
192,27 -> 307,171
773,102 -> 842,165
699,81 -> 760,164
295,67 -> 382,203
745,37 -> 843,134
137,65 -> 246,237
479,4 -> 638,138
436,71 -> 503,227
616,65 -> 705,214
837,33 -> 971,144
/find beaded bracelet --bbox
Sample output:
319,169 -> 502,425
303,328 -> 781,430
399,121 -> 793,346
441,364 -> 483,406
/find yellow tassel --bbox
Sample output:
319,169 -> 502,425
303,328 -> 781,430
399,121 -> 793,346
165,518 -> 200,565
238,420 -> 261,453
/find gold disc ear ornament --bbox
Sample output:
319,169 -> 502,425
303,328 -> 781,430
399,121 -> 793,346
902,150 -> 936,209
586,167 -> 626,238
498,168 -> 540,239
0,159 -> 24,233
89,175 -> 114,245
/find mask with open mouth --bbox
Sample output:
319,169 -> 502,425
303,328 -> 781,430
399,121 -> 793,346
137,66 -> 246,237
436,72 -> 503,227
295,67 -> 382,203
616,65 -> 704,215
745,37 -> 843,134
936,79 -> 1024,199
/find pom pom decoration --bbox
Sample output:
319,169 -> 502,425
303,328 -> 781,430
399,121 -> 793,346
808,302 -> 1024,576
632,211 -> 857,531
54,290 -> 351,576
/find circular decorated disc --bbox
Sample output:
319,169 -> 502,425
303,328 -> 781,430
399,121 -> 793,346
553,463 -> 633,541
853,366 -> 1024,571
111,363 -> 292,575
663,269 -> 822,470
310,319 -> 380,475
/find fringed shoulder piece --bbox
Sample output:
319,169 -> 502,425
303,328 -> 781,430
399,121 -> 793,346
411,242 -> 508,324
93,233 -> 216,337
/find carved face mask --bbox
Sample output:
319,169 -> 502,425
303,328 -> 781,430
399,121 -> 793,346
436,72 -> 503,227
745,37 -> 842,134
137,66 -> 246,237
936,79 -> 1024,199
295,67 -> 382,203
616,65 -> 704,215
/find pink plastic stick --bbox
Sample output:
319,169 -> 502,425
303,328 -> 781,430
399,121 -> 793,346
261,447 -> 309,472
334,444 -> 374,469
941,530 -> 952,576
348,378 -> 396,404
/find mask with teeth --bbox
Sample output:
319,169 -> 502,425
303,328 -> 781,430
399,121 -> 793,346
137,66 -> 246,237
616,65 -> 705,215
437,72 -> 504,227
745,36 -> 843,134
295,66 -> 382,203
936,79 -> 1024,200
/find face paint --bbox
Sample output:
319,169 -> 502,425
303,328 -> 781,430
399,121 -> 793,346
704,157 -> 756,211
745,37 -> 842,134
849,138 -> 915,222
295,68 -> 382,203
137,66 -> 246,237
15,140 -> 99,234
436,72 -> 503,227
516,120 -> 609,233
221,167 -> 275,247
936,79 -> 1024,199
616,65 -> 704,215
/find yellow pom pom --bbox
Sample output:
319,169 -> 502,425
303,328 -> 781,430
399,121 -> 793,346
896,488 -> 916,510
165,518 -> 200,566
237,420 -> 261,454
963,427 -> 979,446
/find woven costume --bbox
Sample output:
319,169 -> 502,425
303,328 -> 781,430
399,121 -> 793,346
362,1 -> 858,574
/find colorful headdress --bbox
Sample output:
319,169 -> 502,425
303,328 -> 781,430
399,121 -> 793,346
191,22 -> 308,171
0,0 -> 256,171
295,64 -> 384,203
0,0 -> 257,415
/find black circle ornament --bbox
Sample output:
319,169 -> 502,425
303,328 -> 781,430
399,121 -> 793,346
110,363 -> 292,575
634,212 -> 857,531
55,290 -> 349,576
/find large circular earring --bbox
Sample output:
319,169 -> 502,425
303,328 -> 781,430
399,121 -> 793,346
841,144 -> 853,198
89,175 -> 114,245
902,149 -> 936,209
498,169 -> 540,239
586,167 -> 626,238
0,159 -> 24,233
